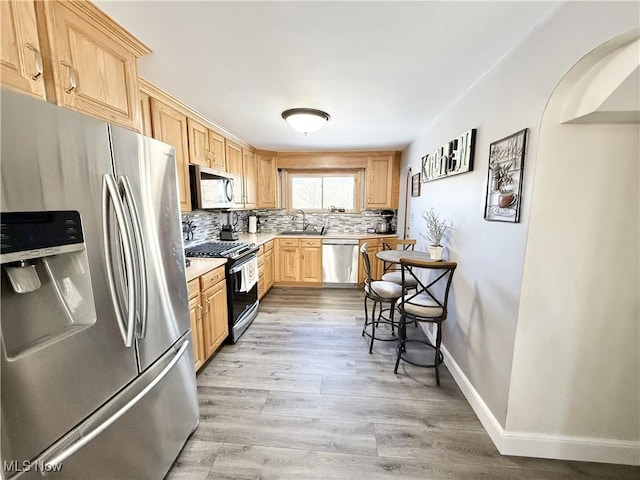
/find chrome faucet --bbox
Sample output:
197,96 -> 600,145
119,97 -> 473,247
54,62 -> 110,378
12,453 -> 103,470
292,209 -> 309,231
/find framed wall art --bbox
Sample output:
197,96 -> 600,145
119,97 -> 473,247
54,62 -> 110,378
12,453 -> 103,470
484,128 -> 528,223
411,173 -> 421,197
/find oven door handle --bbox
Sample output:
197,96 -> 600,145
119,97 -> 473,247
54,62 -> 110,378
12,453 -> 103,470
230,255 -> 257,274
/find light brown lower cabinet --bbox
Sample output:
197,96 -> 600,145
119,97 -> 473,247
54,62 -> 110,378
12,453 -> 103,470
358,238 -> 386,284
201,278 -> 228,358
274,238 -> 322,287
187,278 -> 205,370
258,240 -> 275,300
258,245 -> 266,299
188,293 -> 205,371
301,243 -> 322,283
187,265 -> 228,371
264,246 -> 274,291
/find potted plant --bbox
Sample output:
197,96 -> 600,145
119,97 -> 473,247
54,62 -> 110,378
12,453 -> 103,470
491,160 -> 516,208
421,207 -> 450,260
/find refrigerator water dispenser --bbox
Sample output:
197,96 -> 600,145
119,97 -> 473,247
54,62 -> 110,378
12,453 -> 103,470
4,260 -> 41,293
0,211 -> 96,359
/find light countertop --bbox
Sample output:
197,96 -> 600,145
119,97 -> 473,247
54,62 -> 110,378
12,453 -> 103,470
185,258 -> 227,282
185,232 -> 401,280
237,232 -> 279,246
237,232 -> 399,247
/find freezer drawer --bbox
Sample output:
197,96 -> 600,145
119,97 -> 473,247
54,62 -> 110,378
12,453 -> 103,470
322,239 -> 359,287
10,334 -> 199,480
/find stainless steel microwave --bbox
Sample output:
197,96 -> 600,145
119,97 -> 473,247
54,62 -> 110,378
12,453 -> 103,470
190,165 -> 234,209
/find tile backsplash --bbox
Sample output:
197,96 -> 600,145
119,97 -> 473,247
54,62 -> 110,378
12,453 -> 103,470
181,209 -> 397,247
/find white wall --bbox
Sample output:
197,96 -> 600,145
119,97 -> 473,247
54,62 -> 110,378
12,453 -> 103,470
400,0 -> 639,458
507,30 -> 639,459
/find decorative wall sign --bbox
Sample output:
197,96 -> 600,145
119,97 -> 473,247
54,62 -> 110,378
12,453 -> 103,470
411,173 -> 421,197
484,128 -> 527,223
421,129 -> 476,182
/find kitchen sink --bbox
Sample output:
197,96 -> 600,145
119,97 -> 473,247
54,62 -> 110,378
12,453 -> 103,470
279,230 -> 325,236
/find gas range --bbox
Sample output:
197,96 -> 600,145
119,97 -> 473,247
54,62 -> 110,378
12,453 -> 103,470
184,241 -> 257,260
185,240 -> 260,345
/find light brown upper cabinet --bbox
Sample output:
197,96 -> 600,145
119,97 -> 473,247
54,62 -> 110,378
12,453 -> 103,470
38,0 -> 149,131
243,149 -> 257,209
208,130 -> 226,171
365,154 -> 400,209
187,118 -> 209,167
187,118 -> 227,171
226,140 -> 244,208
256,152 -> 278,209
150,99 -> 191,212
139,90 -> 152,137
1,0 -> 46,100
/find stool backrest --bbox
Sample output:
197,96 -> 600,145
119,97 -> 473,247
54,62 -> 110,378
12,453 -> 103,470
382,239 -> 416,273
382,238 -> 416,251
400,258 -> 457,319
359,242 -> 373,283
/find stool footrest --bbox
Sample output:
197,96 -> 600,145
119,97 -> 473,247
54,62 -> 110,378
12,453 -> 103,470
395,339 -> 444,367
362,323 -> 397,342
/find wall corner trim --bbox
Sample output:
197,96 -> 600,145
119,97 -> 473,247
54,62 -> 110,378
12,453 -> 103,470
440,342 -> 640,466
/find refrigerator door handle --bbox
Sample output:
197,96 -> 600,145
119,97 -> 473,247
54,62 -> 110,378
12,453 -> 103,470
102,174 -> 137,347
119,175 -> 148,339
40,339 -> 190,470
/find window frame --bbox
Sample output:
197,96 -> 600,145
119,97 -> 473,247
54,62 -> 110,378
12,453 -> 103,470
284,169 -> 363,213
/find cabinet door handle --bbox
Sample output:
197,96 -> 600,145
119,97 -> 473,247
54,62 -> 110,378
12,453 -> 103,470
61,61 -> 77,94
26,43 -> 43,80
206,299 -> 211,313
196,304 -> 203,320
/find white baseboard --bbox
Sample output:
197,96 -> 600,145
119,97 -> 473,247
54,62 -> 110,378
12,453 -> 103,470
421,325 -> 640,466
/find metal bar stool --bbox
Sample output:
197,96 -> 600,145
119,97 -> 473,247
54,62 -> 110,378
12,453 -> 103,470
394,257 -> 457,385
360,243 -> 402,354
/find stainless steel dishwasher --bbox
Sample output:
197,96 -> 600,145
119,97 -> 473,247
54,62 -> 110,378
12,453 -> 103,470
322,238 -> 359,287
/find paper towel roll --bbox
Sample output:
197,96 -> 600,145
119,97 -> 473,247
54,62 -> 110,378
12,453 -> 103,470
248,216 -> 257,234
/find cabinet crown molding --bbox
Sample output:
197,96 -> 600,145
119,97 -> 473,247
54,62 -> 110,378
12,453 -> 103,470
139,77 -> 251,149
61,1 -> 151,56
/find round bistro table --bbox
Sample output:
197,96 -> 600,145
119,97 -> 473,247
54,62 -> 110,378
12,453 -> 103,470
376,249 -> 439,265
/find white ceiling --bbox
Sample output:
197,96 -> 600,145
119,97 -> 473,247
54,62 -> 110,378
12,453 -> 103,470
96,1 -> 563,151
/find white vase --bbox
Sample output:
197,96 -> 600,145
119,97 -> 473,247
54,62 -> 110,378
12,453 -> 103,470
429,245 -> 444,260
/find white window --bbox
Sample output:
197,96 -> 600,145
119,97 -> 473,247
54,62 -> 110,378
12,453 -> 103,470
286,170 -> 362,212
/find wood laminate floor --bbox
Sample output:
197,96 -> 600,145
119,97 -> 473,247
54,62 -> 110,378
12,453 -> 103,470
167,288 -> 639,480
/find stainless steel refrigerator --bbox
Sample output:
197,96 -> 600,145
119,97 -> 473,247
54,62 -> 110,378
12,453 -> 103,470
0,89 -> 199,479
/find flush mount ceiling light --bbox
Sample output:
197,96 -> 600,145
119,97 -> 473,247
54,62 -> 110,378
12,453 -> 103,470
281,108 -> 330,135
